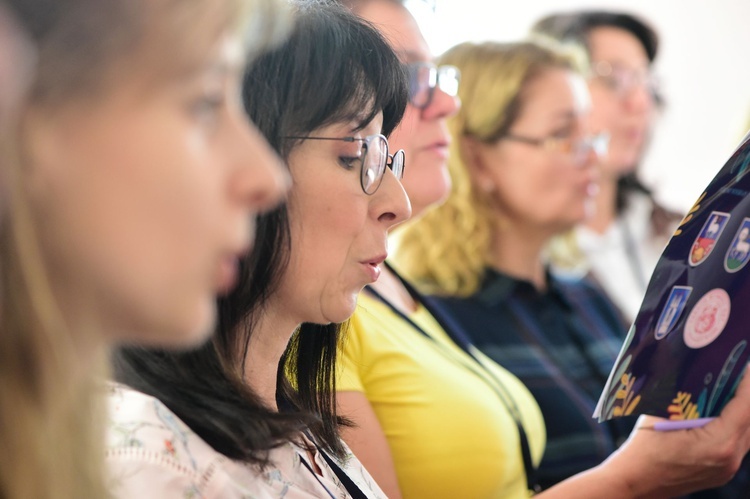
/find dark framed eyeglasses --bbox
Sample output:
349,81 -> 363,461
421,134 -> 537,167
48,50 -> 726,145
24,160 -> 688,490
285,133 -> 405,195
501,131 -> 610,165
405,62 -> 461,109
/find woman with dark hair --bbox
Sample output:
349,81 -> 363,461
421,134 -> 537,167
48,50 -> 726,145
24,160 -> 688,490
107,2 -> 410,497
532,11 -> 682,325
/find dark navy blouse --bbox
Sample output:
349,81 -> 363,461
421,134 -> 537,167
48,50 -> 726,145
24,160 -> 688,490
430,268 -> 636,489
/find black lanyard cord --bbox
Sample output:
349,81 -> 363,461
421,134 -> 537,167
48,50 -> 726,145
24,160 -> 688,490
365,277 -> 541,493
298,454 -> 338,499
300,430 -> 370,499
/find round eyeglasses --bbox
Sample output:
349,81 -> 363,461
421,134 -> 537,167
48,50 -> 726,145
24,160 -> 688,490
406,62 -> 461,110
285,134 -> 405,195
501,131 -> 610,164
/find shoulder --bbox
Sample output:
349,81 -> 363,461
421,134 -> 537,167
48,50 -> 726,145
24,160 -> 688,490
107,382 -> 204,463
554,273 -> 622,314
553,275 -> 627,333
105,383 -> 238,497
327,441 -> 387,498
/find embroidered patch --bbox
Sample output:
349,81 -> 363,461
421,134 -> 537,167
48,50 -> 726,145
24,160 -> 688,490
655,286 -> 692,340
684,289 -> 731,349
724,217 -> 750,273
689,212 -> 730,267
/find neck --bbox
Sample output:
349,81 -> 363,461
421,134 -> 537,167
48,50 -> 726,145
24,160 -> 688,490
244,302 -> 300,411
369,264 -> 418,314
587,174 -> 619,234
489,220 -> 548,291
52,288 -> 113,381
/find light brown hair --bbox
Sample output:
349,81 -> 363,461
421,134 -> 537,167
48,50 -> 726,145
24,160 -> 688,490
0,0 -> 289,497
393,40 -> 578,296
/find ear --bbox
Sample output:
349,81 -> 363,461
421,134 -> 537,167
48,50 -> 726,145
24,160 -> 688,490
459,135 -> 496,194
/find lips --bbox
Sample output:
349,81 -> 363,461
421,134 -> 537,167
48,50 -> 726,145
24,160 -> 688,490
360,253 -> 387,283
215,217 -> 255,295
422,137 -> 451,158
215,254 -> 240,295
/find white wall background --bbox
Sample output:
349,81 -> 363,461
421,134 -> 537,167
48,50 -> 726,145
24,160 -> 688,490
408,0 -> 750,212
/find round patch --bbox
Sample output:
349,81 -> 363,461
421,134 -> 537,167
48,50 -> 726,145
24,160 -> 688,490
684,288 -> 731,349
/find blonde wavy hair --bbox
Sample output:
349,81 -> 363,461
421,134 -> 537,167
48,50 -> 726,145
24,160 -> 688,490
1,0 -> 289,498
392,39 -> 582,297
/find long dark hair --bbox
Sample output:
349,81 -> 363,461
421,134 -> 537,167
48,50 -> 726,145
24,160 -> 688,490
112,0 -> 407,465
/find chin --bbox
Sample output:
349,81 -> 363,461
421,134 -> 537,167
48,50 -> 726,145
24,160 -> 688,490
410,186 -> 451,219
607,152 -> 640,177
143,301 -> 216,350
320,294 -> 359,324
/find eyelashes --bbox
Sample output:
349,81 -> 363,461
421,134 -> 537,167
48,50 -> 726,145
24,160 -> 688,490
338,156 -> 361,170
189,94 -> 225,118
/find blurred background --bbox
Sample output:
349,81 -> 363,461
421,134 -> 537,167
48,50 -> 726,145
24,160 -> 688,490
408,0 -> 750,213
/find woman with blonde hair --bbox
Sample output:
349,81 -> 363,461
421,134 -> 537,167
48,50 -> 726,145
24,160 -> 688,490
392,39 -> 633,489
1,0 -> 289,497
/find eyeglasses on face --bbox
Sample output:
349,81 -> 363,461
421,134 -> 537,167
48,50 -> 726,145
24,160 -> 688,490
590,60 -> 660,100
284,134 -> 405,195
405,62 -> 461,110
500,131 -> 610,164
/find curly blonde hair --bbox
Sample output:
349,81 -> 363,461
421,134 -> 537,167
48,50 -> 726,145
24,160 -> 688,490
392,39 -> 581,297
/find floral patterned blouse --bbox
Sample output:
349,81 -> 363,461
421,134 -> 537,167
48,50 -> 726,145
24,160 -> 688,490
106,383 -> 386,498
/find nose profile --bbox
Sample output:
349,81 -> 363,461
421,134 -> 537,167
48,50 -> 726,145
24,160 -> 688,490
372,167 -> 412,228
423,86 -> 461,120
622,81 -> 654,115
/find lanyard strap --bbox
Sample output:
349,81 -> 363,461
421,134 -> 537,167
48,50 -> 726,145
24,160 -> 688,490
300,430 -> 370,499
366,271 -> 541,493
299,454 -> 338,499
318,448 -> 369,499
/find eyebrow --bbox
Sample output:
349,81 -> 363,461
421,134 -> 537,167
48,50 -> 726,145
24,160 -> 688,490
204,60 -> 242,79
544,109 -> 579,125
595,58 -> 650,70
555,109 -> 577,119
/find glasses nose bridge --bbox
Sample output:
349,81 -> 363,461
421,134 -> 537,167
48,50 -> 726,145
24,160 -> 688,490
408,62 -> 461,111
387,149 -> 406,180
436,66 -> 460,95
617,69 -> 658,101
570,133 -> 609,165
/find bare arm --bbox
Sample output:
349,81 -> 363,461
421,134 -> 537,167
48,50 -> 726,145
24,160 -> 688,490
338,391 -> 403,499
539,366 -> 750,499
